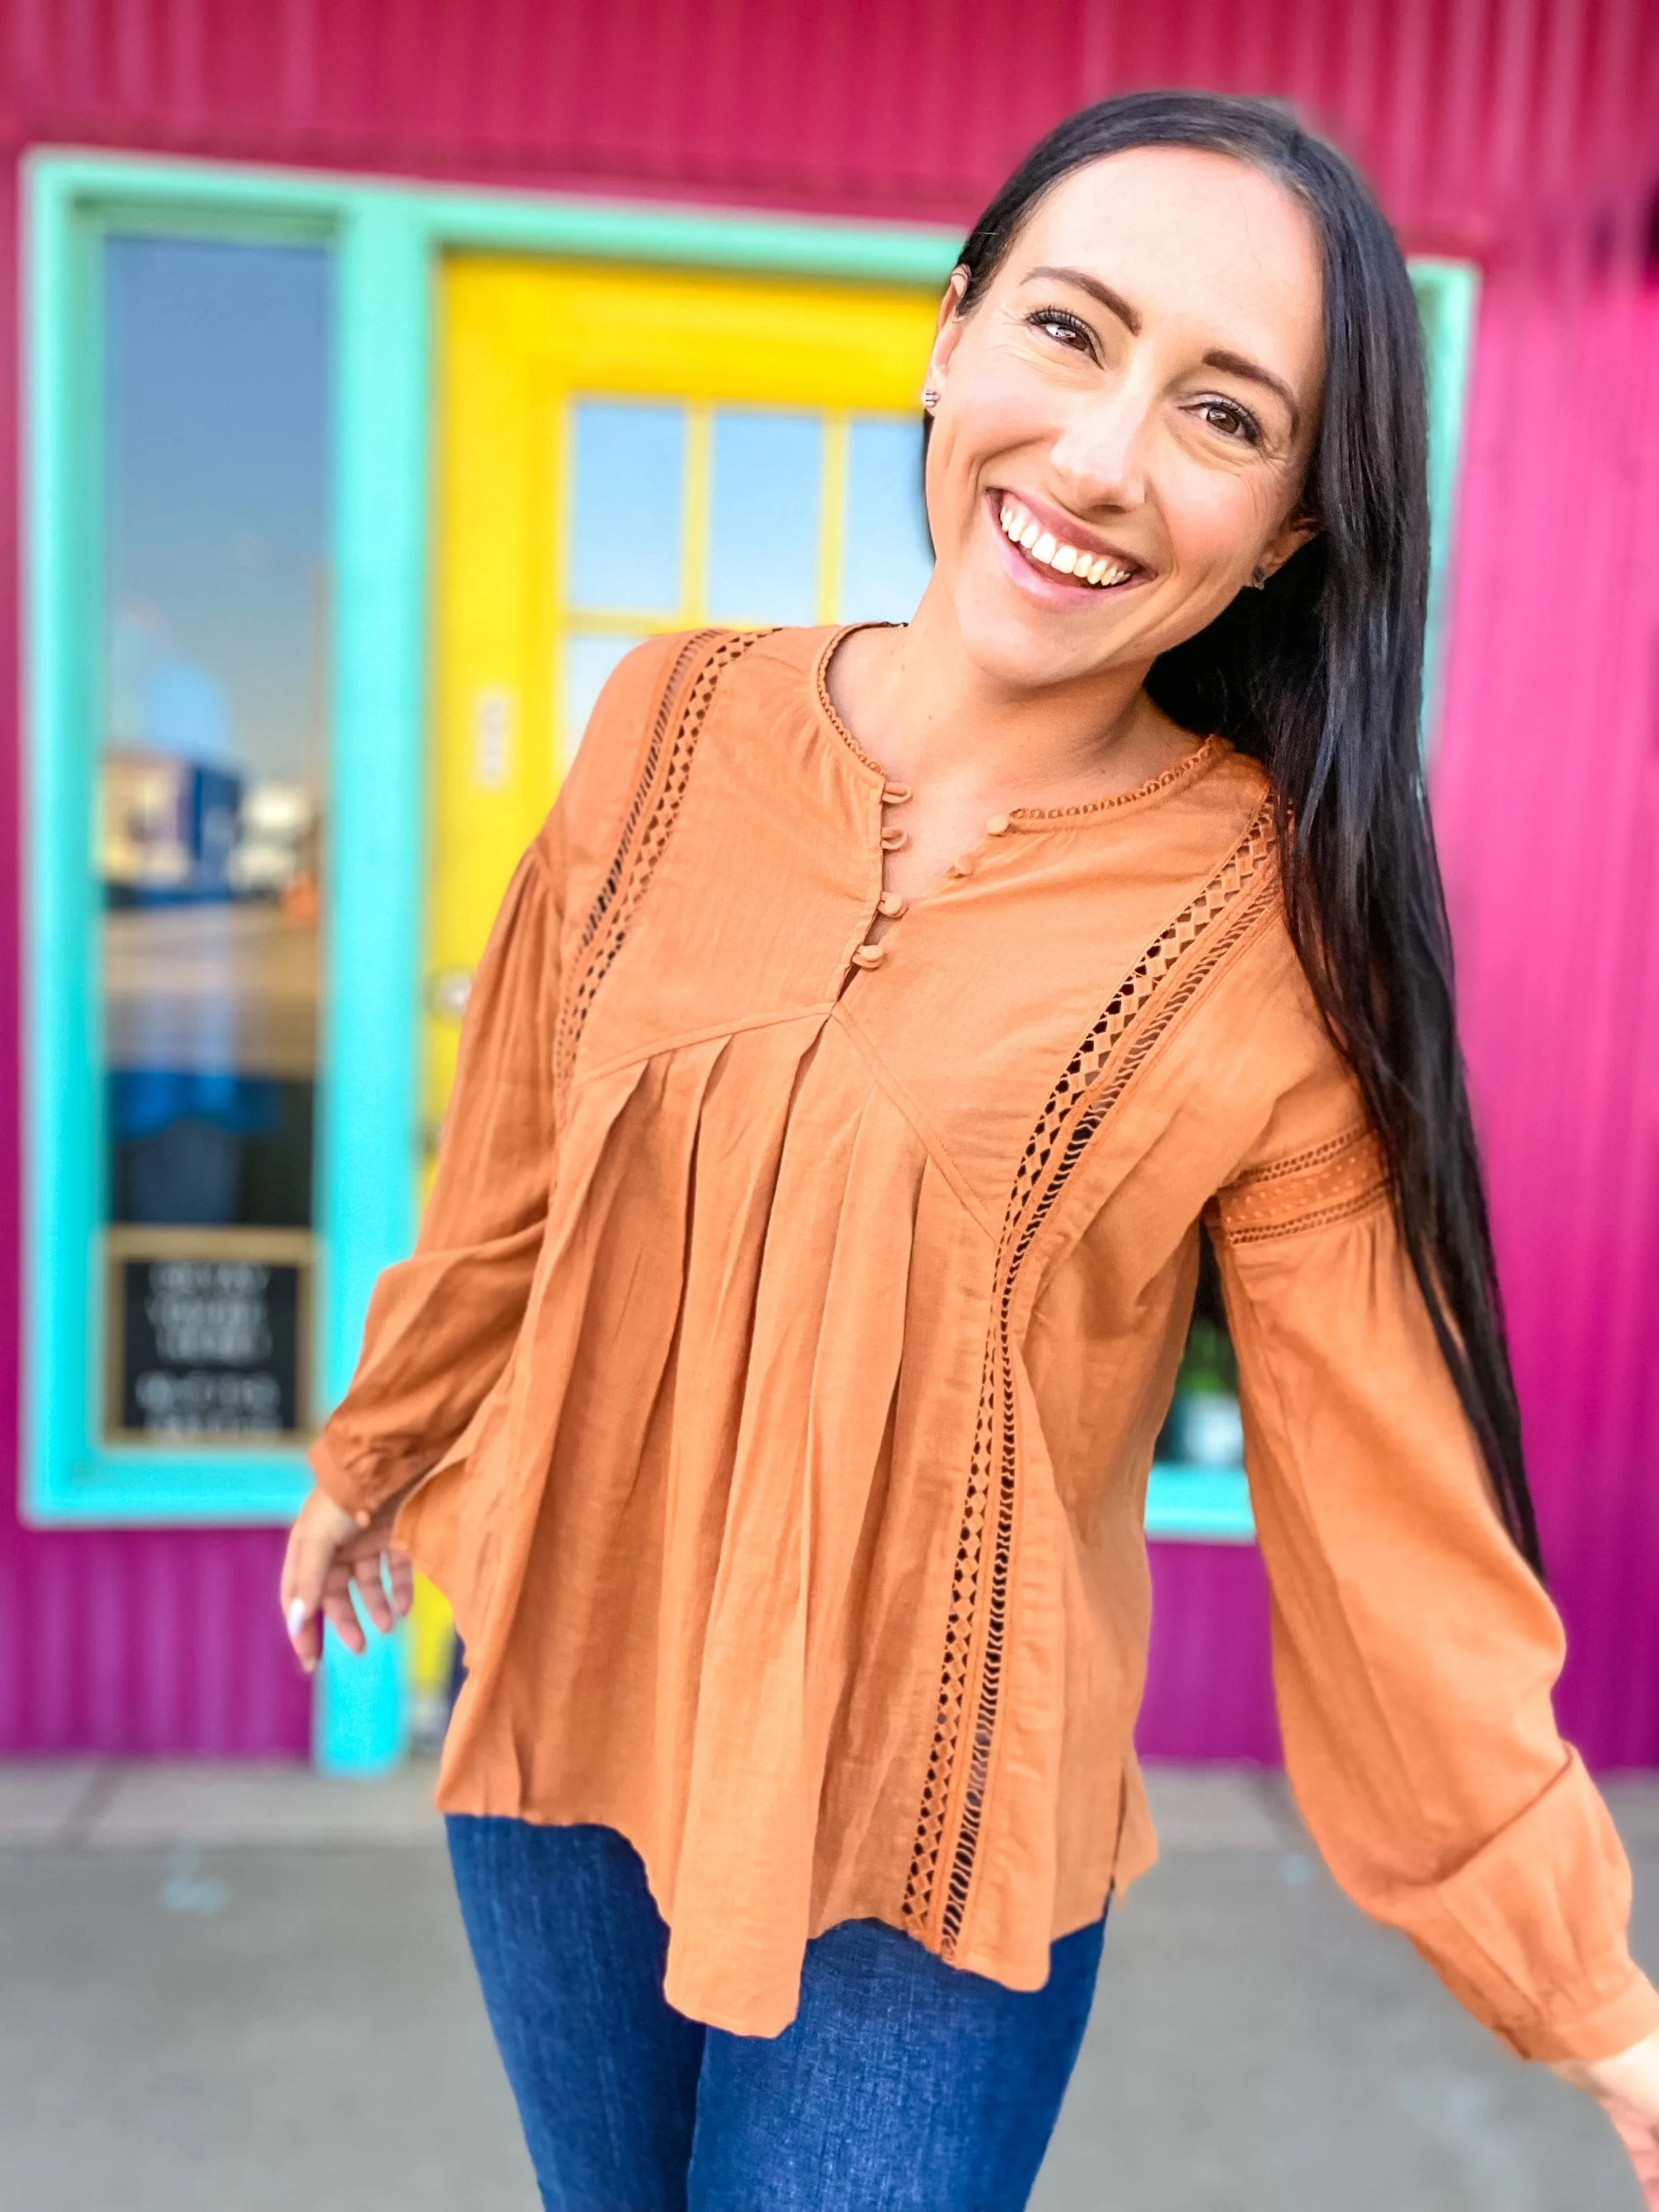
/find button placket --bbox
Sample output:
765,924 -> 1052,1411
847,779 -> 914,978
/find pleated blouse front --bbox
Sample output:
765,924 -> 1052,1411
314,625 -> 1658,2059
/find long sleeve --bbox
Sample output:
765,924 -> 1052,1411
1210,1057 -> 1659,2063
308,826 -> 564,1521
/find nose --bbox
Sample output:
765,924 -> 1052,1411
1049,374 -> 1153,516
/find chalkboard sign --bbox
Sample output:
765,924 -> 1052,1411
105,1229 -> 313,1445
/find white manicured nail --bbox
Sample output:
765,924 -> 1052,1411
286,1597 -> 309,1638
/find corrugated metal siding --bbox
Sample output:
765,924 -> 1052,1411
0,0 -> 1655,1761
1433,267 -> 1659,1769
3,0 -> 1656,234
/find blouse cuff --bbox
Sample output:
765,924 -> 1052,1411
1507,1965 -> 1659,2065
1404,1751 -> 1658,2062
307,1430 -> 411,1526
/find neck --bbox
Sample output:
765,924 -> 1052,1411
831,580 -> 1193,812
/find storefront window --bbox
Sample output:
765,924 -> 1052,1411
97,234 -> 332,1446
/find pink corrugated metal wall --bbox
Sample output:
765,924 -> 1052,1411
1,0 -> 1655,1762
1435,269 -> 1659,1769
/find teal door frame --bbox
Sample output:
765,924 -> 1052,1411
24,148 -> 1479,1763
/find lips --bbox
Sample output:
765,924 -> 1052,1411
992,491 -> 1145,591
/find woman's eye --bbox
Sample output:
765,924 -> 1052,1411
1026,307 -> 1094,353
1196,398 -> 1262,445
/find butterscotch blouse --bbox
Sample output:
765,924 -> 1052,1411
313,625 -> 1658,2055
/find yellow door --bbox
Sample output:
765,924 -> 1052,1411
411,256 -> 939,1718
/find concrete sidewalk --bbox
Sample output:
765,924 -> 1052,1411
0,1761 -> 1652,2209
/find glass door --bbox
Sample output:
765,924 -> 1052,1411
99,233 -> 332,1452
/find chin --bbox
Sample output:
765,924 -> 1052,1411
950,570 -> 1120,692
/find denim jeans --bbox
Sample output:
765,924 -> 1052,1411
446,1816 -> 1105,2212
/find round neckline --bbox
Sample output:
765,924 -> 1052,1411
810,623 -> 1223,827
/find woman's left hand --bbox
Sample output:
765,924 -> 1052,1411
1552,2029 -> 1659,2201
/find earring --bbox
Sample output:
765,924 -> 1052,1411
1249,563 -> 1269,589
920,385 -> 941,413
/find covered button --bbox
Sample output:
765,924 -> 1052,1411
877,891 -> 906,918
985,812 -> 1012,835
851,942 -> 887,968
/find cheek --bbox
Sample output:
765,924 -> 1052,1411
931,357 -> 1059,532
1157,463 -> 1278,584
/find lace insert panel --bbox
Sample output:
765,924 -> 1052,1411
554,630 -> 764,1101
902,797 -> 1279,1956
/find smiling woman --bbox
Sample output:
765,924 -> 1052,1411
281,90 -> 1659,2211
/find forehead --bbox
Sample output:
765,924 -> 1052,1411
1010,146 -> 1324,384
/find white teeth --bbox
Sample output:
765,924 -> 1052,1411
997,496 -> 1135,587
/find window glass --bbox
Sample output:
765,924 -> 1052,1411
839,415 -> 933,623
569,402 -> 685,615
706,410 -> 822,626
1153,1240 -> 1243,1473
554,402 -> 933,767
562,633 -> 648,759
99,233 -> 332,1443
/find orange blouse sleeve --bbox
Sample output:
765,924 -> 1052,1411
1210,1057 -> 1659,2063
304,633 -> 684,1524
307,828 -> 564,1521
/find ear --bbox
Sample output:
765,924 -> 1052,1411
923,265 -> 972,403
1256,506 -> 1321,585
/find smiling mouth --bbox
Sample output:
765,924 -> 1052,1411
994,493 -> 1143,590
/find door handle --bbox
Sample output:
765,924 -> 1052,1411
426,968 -> 473,1022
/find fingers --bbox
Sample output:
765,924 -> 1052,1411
280,1489 -> 409,1674
1603,2101 -> 1659,2198
387,1549 -> 415,1620
352,1552 -> 396,1635
322,1574 -> 367,1657
280,1509 -> 333,1675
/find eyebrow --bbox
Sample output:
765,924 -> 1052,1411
1020,264 -> 1302,433
1201,347 -> 1302,434
1022,264 -> 1141,334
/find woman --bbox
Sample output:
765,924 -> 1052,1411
282,92 -> 1659,2209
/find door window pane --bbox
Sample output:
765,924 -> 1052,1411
569,402 -> 684,615
562,633 -> 648,759
840,416 -> 933,623
99,234 -> 332,1443
707,410 -> 821,626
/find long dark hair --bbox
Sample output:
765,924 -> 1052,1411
946,90 -> 1539,1569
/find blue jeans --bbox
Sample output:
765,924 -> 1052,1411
446,1817 -> 1105,2211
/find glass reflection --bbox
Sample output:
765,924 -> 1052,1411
99,234 -> 331,1443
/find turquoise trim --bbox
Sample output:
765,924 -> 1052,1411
23,159 -> 431,1533
308,199 -> 432,1772
317,197 -> 430,1421
24,149 -> 963,282
1411,259 -> 1481,749
1144,1463 -> 1256,1544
